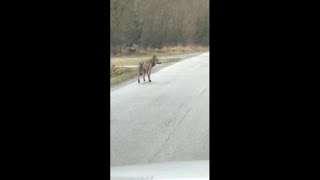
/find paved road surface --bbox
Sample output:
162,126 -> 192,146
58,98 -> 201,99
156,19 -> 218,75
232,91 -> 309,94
111,52 -> 209,166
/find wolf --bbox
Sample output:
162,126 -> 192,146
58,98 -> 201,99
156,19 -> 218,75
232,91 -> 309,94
138,55 -> 161,83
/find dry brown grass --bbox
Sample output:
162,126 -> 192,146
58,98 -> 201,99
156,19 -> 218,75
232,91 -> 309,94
111,57 -> 146,66
112,45 -> 208,56
161,45 -> 208,53
111,45 -> 208,66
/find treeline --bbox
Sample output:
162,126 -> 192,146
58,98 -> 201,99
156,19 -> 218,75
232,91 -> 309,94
111,0 -> 209,54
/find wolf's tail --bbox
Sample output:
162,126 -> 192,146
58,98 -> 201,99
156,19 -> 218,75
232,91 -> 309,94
139,62 -> 143,76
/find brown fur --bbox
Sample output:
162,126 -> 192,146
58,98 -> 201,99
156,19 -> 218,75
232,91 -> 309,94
138,55 -> 161,83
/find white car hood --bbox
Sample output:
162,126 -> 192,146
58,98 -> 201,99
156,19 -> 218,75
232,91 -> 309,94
110,160 -> 209,180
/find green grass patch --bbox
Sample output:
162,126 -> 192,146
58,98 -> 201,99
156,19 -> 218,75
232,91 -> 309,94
160,58 -> 181,63
110,67 -> 138,86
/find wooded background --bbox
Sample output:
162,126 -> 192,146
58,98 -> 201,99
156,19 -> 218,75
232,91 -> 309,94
111,0 -> 209,54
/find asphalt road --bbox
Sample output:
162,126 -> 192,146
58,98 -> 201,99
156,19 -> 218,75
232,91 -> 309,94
111,52 -> 209,166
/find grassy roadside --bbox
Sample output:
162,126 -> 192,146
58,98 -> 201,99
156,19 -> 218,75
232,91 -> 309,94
110,58 -> 181,86
110,67 -> 139,86
111,45 -> 208,66
111,45 -> 208,58
110,45 -> 208,86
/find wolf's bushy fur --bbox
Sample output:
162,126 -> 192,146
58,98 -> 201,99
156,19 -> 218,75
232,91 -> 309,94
138,55 -> 161,83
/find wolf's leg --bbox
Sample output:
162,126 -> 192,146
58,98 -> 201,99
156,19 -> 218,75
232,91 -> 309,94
148,70 -> 152,82
143,71 -> 146,81
138,62 -> 143,83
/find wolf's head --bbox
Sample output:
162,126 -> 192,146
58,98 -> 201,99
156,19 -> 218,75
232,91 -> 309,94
151,55 -> 161,67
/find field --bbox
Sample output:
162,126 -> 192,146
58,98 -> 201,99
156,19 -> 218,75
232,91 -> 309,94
110,45 -> 208,86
